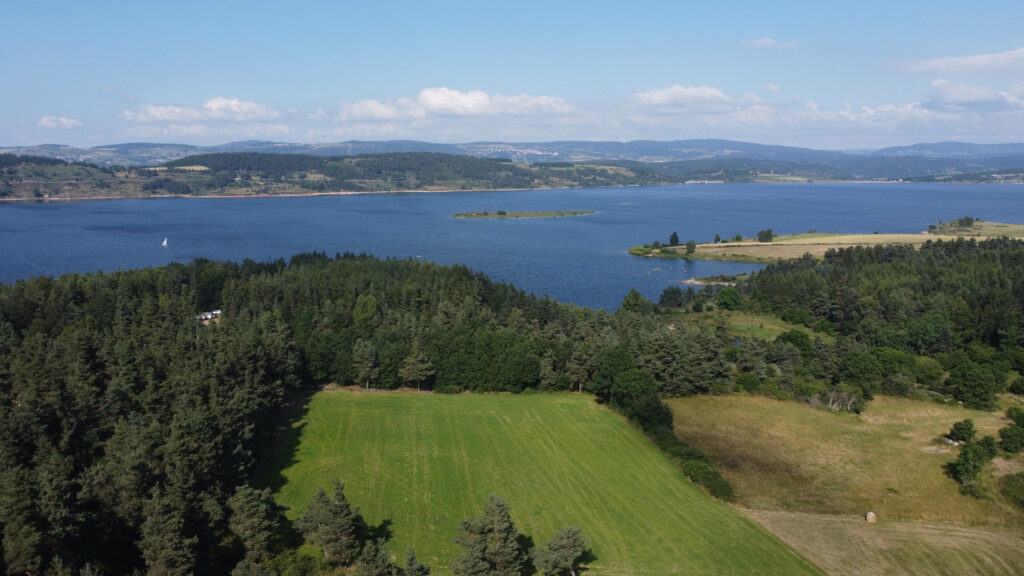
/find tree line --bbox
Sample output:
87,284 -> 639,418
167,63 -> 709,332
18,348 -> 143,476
4,236 -> 1021,573
736,238 -> 1024,410
0,252 -> 728,575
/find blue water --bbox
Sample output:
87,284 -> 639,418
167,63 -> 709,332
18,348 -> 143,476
2,183 -> 1023,310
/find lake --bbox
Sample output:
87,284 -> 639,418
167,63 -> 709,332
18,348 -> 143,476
2,183 -> 1023,310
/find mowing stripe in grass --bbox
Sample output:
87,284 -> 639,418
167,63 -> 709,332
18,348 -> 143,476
271,391 -> 823,575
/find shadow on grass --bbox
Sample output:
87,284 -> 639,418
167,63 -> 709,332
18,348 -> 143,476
364,518 -> 394,543
517,533 -> 536,575
577,547 -> 598,574
252,384 -> 318,493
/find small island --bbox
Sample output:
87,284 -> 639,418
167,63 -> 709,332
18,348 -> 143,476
630,217 -> 1024,263
454,210 -> 595,219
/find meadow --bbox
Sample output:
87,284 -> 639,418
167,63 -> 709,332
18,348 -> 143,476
269,391 -> 824,576
668,395 -> 1024,575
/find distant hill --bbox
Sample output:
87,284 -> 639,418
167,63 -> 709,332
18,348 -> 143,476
0,151 -> 667,200
3,138 -> 1024,182
872,141 -> 1024,158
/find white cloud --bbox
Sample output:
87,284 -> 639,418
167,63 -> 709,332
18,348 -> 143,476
631,85 -> 733,108
741,37 -> 798,49
38,115 -> 81,129
123,97 -> 280,123
336,87 -> 577,121
909,47 -> 1024,73
923,79 -> 1024,112
764,83 -> 780,93
124,122 -> 291,141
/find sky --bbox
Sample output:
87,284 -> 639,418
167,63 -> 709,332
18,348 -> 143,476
3,0 -> 1024,150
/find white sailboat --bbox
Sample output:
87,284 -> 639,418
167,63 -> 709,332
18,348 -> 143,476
162,237 -> 168,247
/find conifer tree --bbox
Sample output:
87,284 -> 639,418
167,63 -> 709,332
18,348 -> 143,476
452,495 -> 525,576
403,547 -> 431,576
354,538 -> 398,576
353,339 -> 380,389
296,480 -> 363,566
534,527 -> 588,576
228,484 -> 285,562
399,343 -> 435,391
138,487 -> 198,576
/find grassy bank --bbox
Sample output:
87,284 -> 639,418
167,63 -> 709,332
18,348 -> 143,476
269,391 -> 824,576
668,395 -> 1024,575
668,395 -> 1023,523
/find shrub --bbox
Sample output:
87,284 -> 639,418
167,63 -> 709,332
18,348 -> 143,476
913,357 -> 945,389
735,372 -> 761,393
648,428 -> 710,464
757,229 -> 774,242
682,460 -> 735,501
953,437 -> 997,484
1000,473 -> 1024,509
1007,407 -> 1024,427
999,426 -> 1024,453
1009,376 -> 1024,395
715,287 -> 741,310
434,385 -> 463,394
948,419 -> 976,443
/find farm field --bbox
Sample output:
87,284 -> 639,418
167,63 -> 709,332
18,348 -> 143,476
668,233 -> 965,263
669,395 -> 1024,576
268,391 -> 824,576
744,509 -> 1024,576
637,221 -> 1024,263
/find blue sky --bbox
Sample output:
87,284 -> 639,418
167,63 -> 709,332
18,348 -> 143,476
4,0 -> 1024,149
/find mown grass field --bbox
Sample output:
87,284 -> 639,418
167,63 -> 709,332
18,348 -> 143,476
668,395 -> 1024,576
677,233 -> 965,263
269,391 -> 824,576
676,309 -> 834,343
745,509 -> 1024,576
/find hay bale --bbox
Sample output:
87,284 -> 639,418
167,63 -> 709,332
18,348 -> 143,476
865,511 -> 877,523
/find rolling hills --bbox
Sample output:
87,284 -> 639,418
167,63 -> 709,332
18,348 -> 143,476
4,139 -> 1024,182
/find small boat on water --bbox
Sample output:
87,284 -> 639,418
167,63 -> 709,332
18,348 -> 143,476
162,238 -> 168,247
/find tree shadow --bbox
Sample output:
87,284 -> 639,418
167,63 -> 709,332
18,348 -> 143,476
364,518 -> 394,543
516,533 -> 536,576
252,385 -> 318,492
577,547 -> 598,574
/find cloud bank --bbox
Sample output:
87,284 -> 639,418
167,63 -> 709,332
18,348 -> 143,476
38,116 -> 81,129
909,47 -> 1024,73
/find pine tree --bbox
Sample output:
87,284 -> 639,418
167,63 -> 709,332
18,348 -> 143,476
480,495 -> 525,576
354,538 -> 398,576
138,487 -> 198,576
399,343 -> 434,391
451,527 -> 490,576
534,527 -> 588,576
353,339 -> 380,389
403,547 -> 431,576
228,484 -> 285,562
452,495 -> 525,576
296,480 -> 363,566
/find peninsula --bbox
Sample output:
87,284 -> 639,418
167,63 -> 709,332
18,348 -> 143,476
631,217 -> 1024,263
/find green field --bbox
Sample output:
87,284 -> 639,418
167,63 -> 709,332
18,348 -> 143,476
676,309 -> 835,343
270,391 -> 824,575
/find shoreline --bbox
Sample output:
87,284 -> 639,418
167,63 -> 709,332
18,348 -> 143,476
0,183 -> 628,204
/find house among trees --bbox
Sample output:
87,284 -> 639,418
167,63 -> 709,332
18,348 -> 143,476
196,309 -> 222,324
